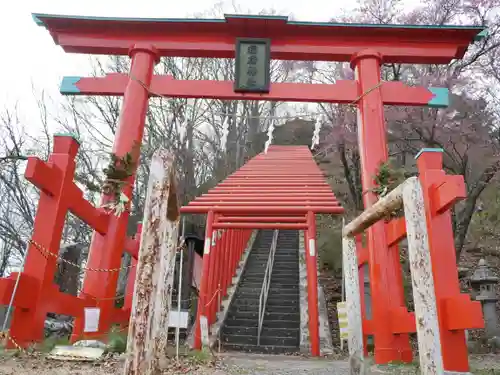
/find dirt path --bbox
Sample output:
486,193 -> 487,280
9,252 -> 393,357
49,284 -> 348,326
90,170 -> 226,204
0,352 -> 498,375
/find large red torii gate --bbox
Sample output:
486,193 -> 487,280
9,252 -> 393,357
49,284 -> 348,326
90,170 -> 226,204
181,145 -> 344,354
1,12 -> 482,362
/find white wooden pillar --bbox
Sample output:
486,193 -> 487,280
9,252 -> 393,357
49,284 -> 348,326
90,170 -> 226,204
124,150 -> 180,375
342,177 -> 449,374
402,178 -> 444,375
342,235 -> 363,356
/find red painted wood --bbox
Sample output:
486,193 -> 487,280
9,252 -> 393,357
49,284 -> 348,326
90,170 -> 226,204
416,150 -> 483,372
71,44 -> 159,342
351,50 -> 408,363
69,74 -> 438,106
213,223 -> 308,229
306,211 -> 320,356
7,135 -> 98,348
41,16 -> 479,64
216,216 -> 306,222
194,210 -> 214,349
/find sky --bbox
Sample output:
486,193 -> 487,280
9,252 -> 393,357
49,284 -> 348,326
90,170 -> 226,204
0,0 -> 364,130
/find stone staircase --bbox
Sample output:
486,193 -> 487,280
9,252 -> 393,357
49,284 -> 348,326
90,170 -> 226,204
167,252 -> 191,343
221,229 -> 301,353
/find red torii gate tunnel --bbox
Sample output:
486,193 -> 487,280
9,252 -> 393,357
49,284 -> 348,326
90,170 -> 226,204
181,145 -> 344,353
0,12 -> 484,361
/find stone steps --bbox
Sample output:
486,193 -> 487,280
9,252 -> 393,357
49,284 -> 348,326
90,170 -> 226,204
221,229 -> 301,354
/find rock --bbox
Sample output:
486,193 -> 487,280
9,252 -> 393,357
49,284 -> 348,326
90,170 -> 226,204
44,317 -> 73,338
73,340 -> 107,349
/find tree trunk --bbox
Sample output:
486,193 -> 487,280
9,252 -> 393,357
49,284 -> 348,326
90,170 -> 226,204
338,143 -> 363,211
454,160 -> 500,258
123,150 -> 180,375
55,243 -> 85,296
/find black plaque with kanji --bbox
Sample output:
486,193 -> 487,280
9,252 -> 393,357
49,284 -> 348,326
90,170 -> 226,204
234,38 -> 271,93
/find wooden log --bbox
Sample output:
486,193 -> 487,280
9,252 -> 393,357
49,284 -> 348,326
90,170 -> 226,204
402,177 -> 443,375
342,177 -> 416,238
342,235 -> 363,357
123,150 -> 180,375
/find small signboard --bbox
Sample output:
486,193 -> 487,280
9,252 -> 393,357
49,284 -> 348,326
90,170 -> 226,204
234,38 -> 271,93
83,307 -> 100,333
337,302 -> 349,351
168,310 -> 189,329
200,315 -> 210,346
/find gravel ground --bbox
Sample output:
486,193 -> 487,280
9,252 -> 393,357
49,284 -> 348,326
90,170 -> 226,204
0,352 -> 499,375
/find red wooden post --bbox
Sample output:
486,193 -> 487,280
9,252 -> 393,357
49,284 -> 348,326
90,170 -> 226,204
236,230 -> 242,270
221,231 -> 229,297
194,210 -> 214,349
351,49 -> 406,363
7,134 -> 79,347
355,236 -> 369,357
226,230 -> 233,286
387,239 -> 412,363
212,230 -> 222,321
217,230 -> 224,301
72,44 -> 159,340
416,149 -> 483,372
207,229 -> 218,324
228,230 -> 234,294
306,211 -> 320,356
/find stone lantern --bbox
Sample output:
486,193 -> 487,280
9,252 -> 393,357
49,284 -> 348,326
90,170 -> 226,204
470,259 -> 499,338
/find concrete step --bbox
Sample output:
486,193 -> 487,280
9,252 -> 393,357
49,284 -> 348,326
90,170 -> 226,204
231,295 -> 299,307
272,269 -> 299,275
270,277 -> 299,283
252,255 -> 298,260
221,343 -> 299,354
259,335 -> 299,347
267,298 -> 299,306
230,305 -> 300,314
222,327 -> 300,342
261,319 -> 302,329
225,310 -> 300,322
239,281 -> 299,289
272,265 -> 300,270
237,287 -> 298,295
261,327 -> 300,338
229,305 -> 260,313
223,317 -> 301,330
222,333 -> 298,348
270,277 -> 300,283
222,325 -> 258,336
223,318 -> 257,327
232,293 -> 260,300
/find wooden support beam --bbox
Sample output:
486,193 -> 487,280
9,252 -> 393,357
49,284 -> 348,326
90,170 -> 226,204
124,150 -> 180,375
431,175 -> 466,215
386,218 -> 406,247
343,177 -> 413,238
342,235 -> 364,356
343,176 -> 448,374
401,176 -> 444,375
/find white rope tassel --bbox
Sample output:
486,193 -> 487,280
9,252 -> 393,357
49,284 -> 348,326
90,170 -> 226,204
311,115 -> 323,149
220,116 -> 229,152
264,119 -> 275,153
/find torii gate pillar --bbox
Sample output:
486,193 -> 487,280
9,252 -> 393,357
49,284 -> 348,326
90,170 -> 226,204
351,50 -> 412,362
72,45 -> 159,340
